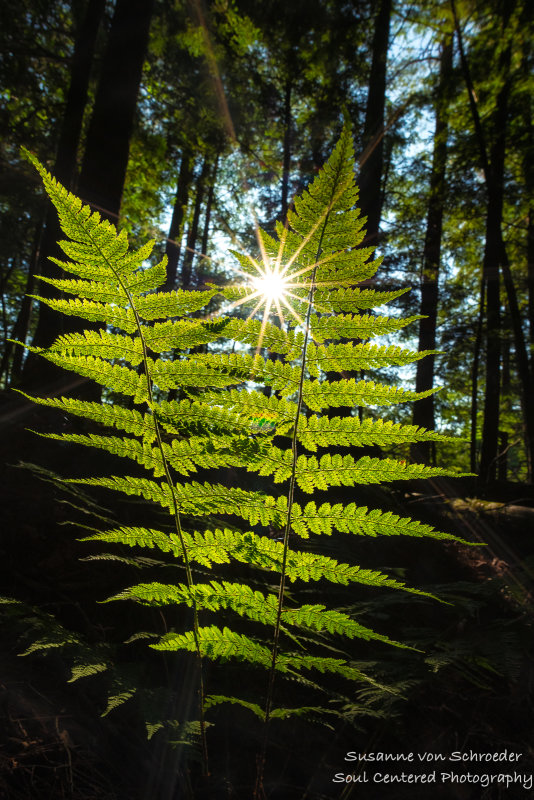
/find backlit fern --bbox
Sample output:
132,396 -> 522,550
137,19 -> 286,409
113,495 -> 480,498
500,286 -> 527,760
19,124 -> 468,793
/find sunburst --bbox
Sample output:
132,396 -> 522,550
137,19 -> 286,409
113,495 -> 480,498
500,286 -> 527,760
220,191 -> 349,352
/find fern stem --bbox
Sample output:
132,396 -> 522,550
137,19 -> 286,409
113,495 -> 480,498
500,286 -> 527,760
88,232 -> 209,776
254,211 -> 332,800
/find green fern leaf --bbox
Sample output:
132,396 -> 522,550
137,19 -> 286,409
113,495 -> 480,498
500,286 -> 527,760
21,124 -> 471,769
312,286 -> 409,312
152,625 -> 272,668
26,296 -> 138,332
15,392 -> 156,441
298,414 -> 457,452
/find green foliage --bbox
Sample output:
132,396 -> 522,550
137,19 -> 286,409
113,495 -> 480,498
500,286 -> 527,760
20,124 -> 468,772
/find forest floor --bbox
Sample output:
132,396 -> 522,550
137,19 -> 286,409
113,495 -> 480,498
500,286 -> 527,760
2,391 -> 534,799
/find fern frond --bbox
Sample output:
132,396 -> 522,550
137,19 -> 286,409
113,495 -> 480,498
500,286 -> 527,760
312,286 -> 409,312
309,312 -> 423,343
152,625 -> 272,668
41,329 -> 144,365
120,580 -> 408,650
306,342 -> 440,374
28,353 -> 149,401
23,124 -> 471,772
153,625 -> 385,688
297,414 -> 457,451
80,525 -> 180,556
196,390 -> 297,432
205,694 -> 266,720
110,580 -> 278,625
205,695 -> 345,722
301,377 -> 436,411
258,450 -> 465,492
102,689 -> 137,717
35,275 -> 132,306
72,474 -> 174,509
81,523 -> 433,598
221,317 -> 305,357
15,392 -> 157,441
143,320 -> 222,352
280,605 -> 412,649
289,501 -> 471,543
26,295 -> 138,332
42,430 -> 262,478
150,352 -> 302,393
135,288 -> 218,319
155,397 -> 283,438
68,661 -> 110,682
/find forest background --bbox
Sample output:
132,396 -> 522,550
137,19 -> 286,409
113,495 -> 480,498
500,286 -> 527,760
1,0 -> 534,799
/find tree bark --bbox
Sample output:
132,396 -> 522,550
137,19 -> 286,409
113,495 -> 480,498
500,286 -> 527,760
411,38 -> 452,465
358,0 -> 391,247
1,218 -> 44,384
452,0 -> 534,483
77,0 -> 154,220
21,0 -> 106,391
475,38 -> 508,485
280,78 -> 292,221
23,0 -> 153,396
198,156 -> 219,285
163,150 -> 194,292
182,158 -> 209,290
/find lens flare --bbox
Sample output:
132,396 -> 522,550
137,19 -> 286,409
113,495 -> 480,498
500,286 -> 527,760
252,269 -> 289,302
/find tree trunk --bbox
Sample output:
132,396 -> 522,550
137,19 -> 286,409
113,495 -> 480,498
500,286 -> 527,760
411,38 -> 452,465
452,0 -> 534,483
521,42 -> 534,364
182,159 -> 209,290
358,0 -> 391,247
470,278 -> 485,472
23,0 -> 153,396
498,332 -> 511,482
1,218 -> 44,385
280,78 -> 292,221
77,0 -> 154,220
527,208 -> 534,353
198,156 -> 219,286
477,60 -> 509,486
20,0 -> 105,384
164,150 -> 194,292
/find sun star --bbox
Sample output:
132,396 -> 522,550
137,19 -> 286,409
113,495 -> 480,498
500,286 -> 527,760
252,268 -> 289,303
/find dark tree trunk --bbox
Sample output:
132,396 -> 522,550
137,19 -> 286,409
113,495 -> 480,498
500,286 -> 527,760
23,0 -> 153,396
477,55 -> 509,486
452,0 -> 534,483
411,38 -> 452,465
164,151 -> 194,292
470,279 -> 485,473
479,199 -> 503,486
77,0 -> 154,220
1,218 -> 44,384
358,0 -> 391,247
280,79 -> 292,221
528,208 -> 534,353
182,159 -> 209,290
198,156 -> 219,285
522,42 -> 534,365
498,333 -> 511,482
20,0 -> 105,382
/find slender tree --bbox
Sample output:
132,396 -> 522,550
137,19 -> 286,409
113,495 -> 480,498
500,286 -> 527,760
411,37 -> 453,464
452,0 -> 534,483
23,0 -> 154,394
4,0 -> 105,386
358,0 -> 392,247
163,150 -> 194,292
182,157 -> 209,289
